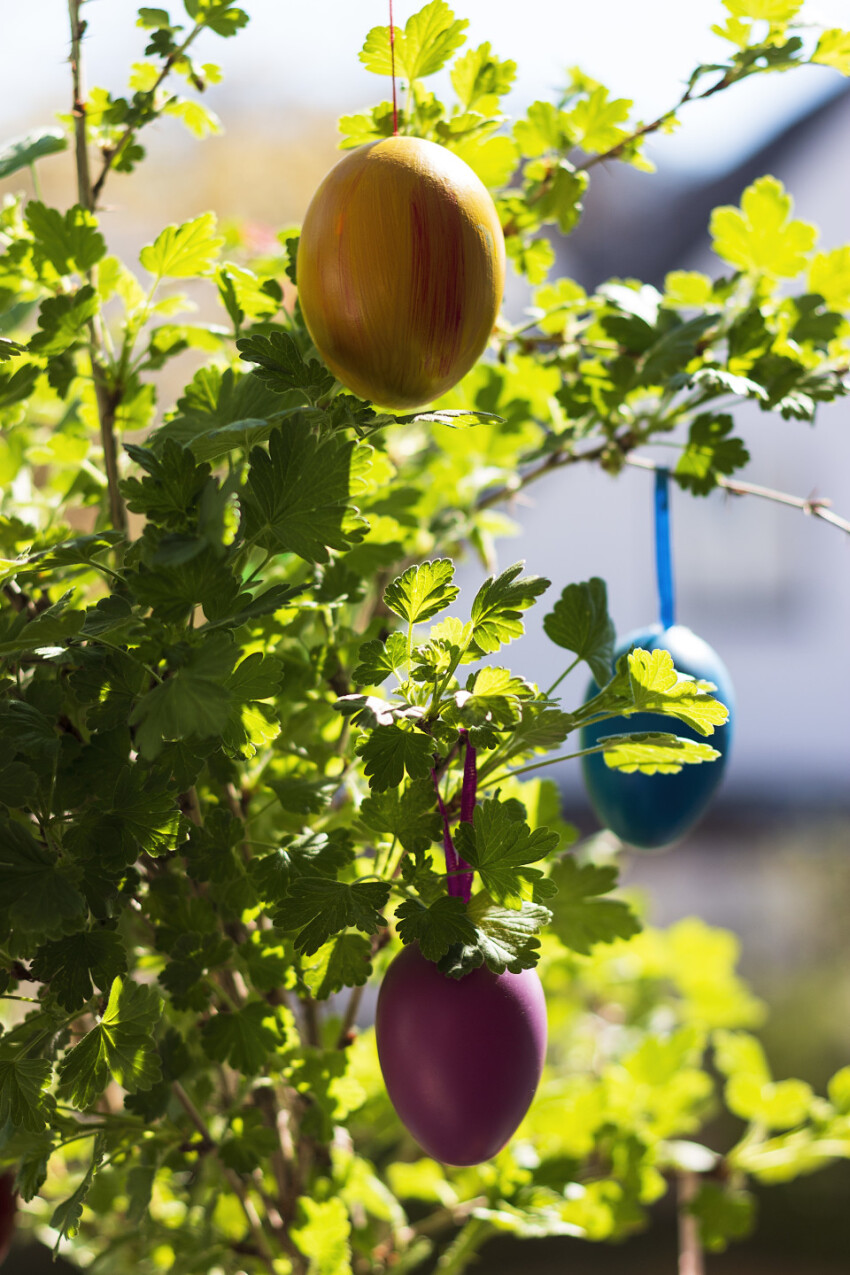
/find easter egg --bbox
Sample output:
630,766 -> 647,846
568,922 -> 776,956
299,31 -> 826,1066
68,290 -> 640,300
580,624 -> 734,849
375,943 -> 547,1165
296,136 -> 505,411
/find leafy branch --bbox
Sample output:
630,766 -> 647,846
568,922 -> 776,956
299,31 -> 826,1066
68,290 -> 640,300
66,0 -> 127,534
89,24 -> 206,208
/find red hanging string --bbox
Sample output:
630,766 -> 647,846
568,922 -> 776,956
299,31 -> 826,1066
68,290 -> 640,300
389,0 -> 399,136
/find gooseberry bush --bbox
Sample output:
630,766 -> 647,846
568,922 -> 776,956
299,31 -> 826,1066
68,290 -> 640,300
0,1 -> 849,1271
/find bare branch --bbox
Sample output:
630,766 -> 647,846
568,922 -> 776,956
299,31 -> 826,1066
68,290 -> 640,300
625,454 -> 850,536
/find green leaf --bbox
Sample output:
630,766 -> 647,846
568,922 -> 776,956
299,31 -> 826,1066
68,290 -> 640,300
26,201 -> 106,275
564,86 -> 631,154
338,101 -> 400,149
504,704 -> 575,760
50,1133 -> 106,1250
0,127 -> 67,180
360,0 -> 468,81
0,1057 -> 52,1132
455,799 -> 558,908
0,338 -> 25,362
543,577 -> 615,686
217,263 -> 281,328
468,562 -> 549,656
445,666 -> 532,744
675,413 -> 750,496
14,1133 -> 55,1202
714,1030 -> 812,1129
122,437 -> 210,526
440,893 -> 550,976
139,212 -> 223,278
241,423 -> 366,564
219,1111 -> 280,1174
164,97 -> 221,139
724,0 -> 802,18
352,632 -> 409,687
0,819 -> 86,939
154,365 -> 303,458
449,133 -> 519,189
451,42 -> 516,109
129,634 -> 237,758
714,1029 -> 771,1085
292,1196 -> 352,1275
57,978 -> 163,1109
283,878 -> 392,955
359,779 -> 442,853
184,0 -> 249,37
679,366 -> 768,404
525,160 -> 588,235
828,1066 -> 850,1114
31,929 -> 128,1012
710,176 -> 816,278
395,896 -> 477,962
0,592 -> 85,655
270,775 -> 339,816
357,725 -> 434,792
599,731 -> 721,775
627,648 -> 730,736
201,1001 -> 290,1071
250,831 -> 354,902
384,559 -> 458,626
812,28 -> 850,74
236,330 -> 334,399
513,100 -> 570,158
137,8 -> 173,28
0,760 -> 37,808
303,933 -> 373,1000
547,857 -> 640,955
640,314 -> 717,385
808,245 -> 850,311
397,407 -> 506,428
663,271 -> 714,308
28,285 -> 98,356
690,1183 -> 755,1254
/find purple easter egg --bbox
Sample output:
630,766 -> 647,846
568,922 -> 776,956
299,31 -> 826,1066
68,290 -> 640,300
375,943 -> 547,1166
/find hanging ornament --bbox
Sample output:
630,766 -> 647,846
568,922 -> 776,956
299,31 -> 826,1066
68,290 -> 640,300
296,3 -> 504,411
580,469 -> 735,849
376,738 -> 547,1165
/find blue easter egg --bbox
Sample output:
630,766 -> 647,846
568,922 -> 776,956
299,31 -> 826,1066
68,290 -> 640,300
580,624 -> 734,849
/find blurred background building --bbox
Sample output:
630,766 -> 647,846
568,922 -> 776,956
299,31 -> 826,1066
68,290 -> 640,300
2,3 -> 849,1270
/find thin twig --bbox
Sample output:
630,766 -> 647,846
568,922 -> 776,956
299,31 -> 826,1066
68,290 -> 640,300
171,1081 -> 279,1275
677,1170 -> 705,1275
474,437 -> 622,513
410,1195 -> 488,1238
625,453 -> 850,536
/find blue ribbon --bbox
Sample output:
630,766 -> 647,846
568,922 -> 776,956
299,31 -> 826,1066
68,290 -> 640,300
654,467 -> 676,630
